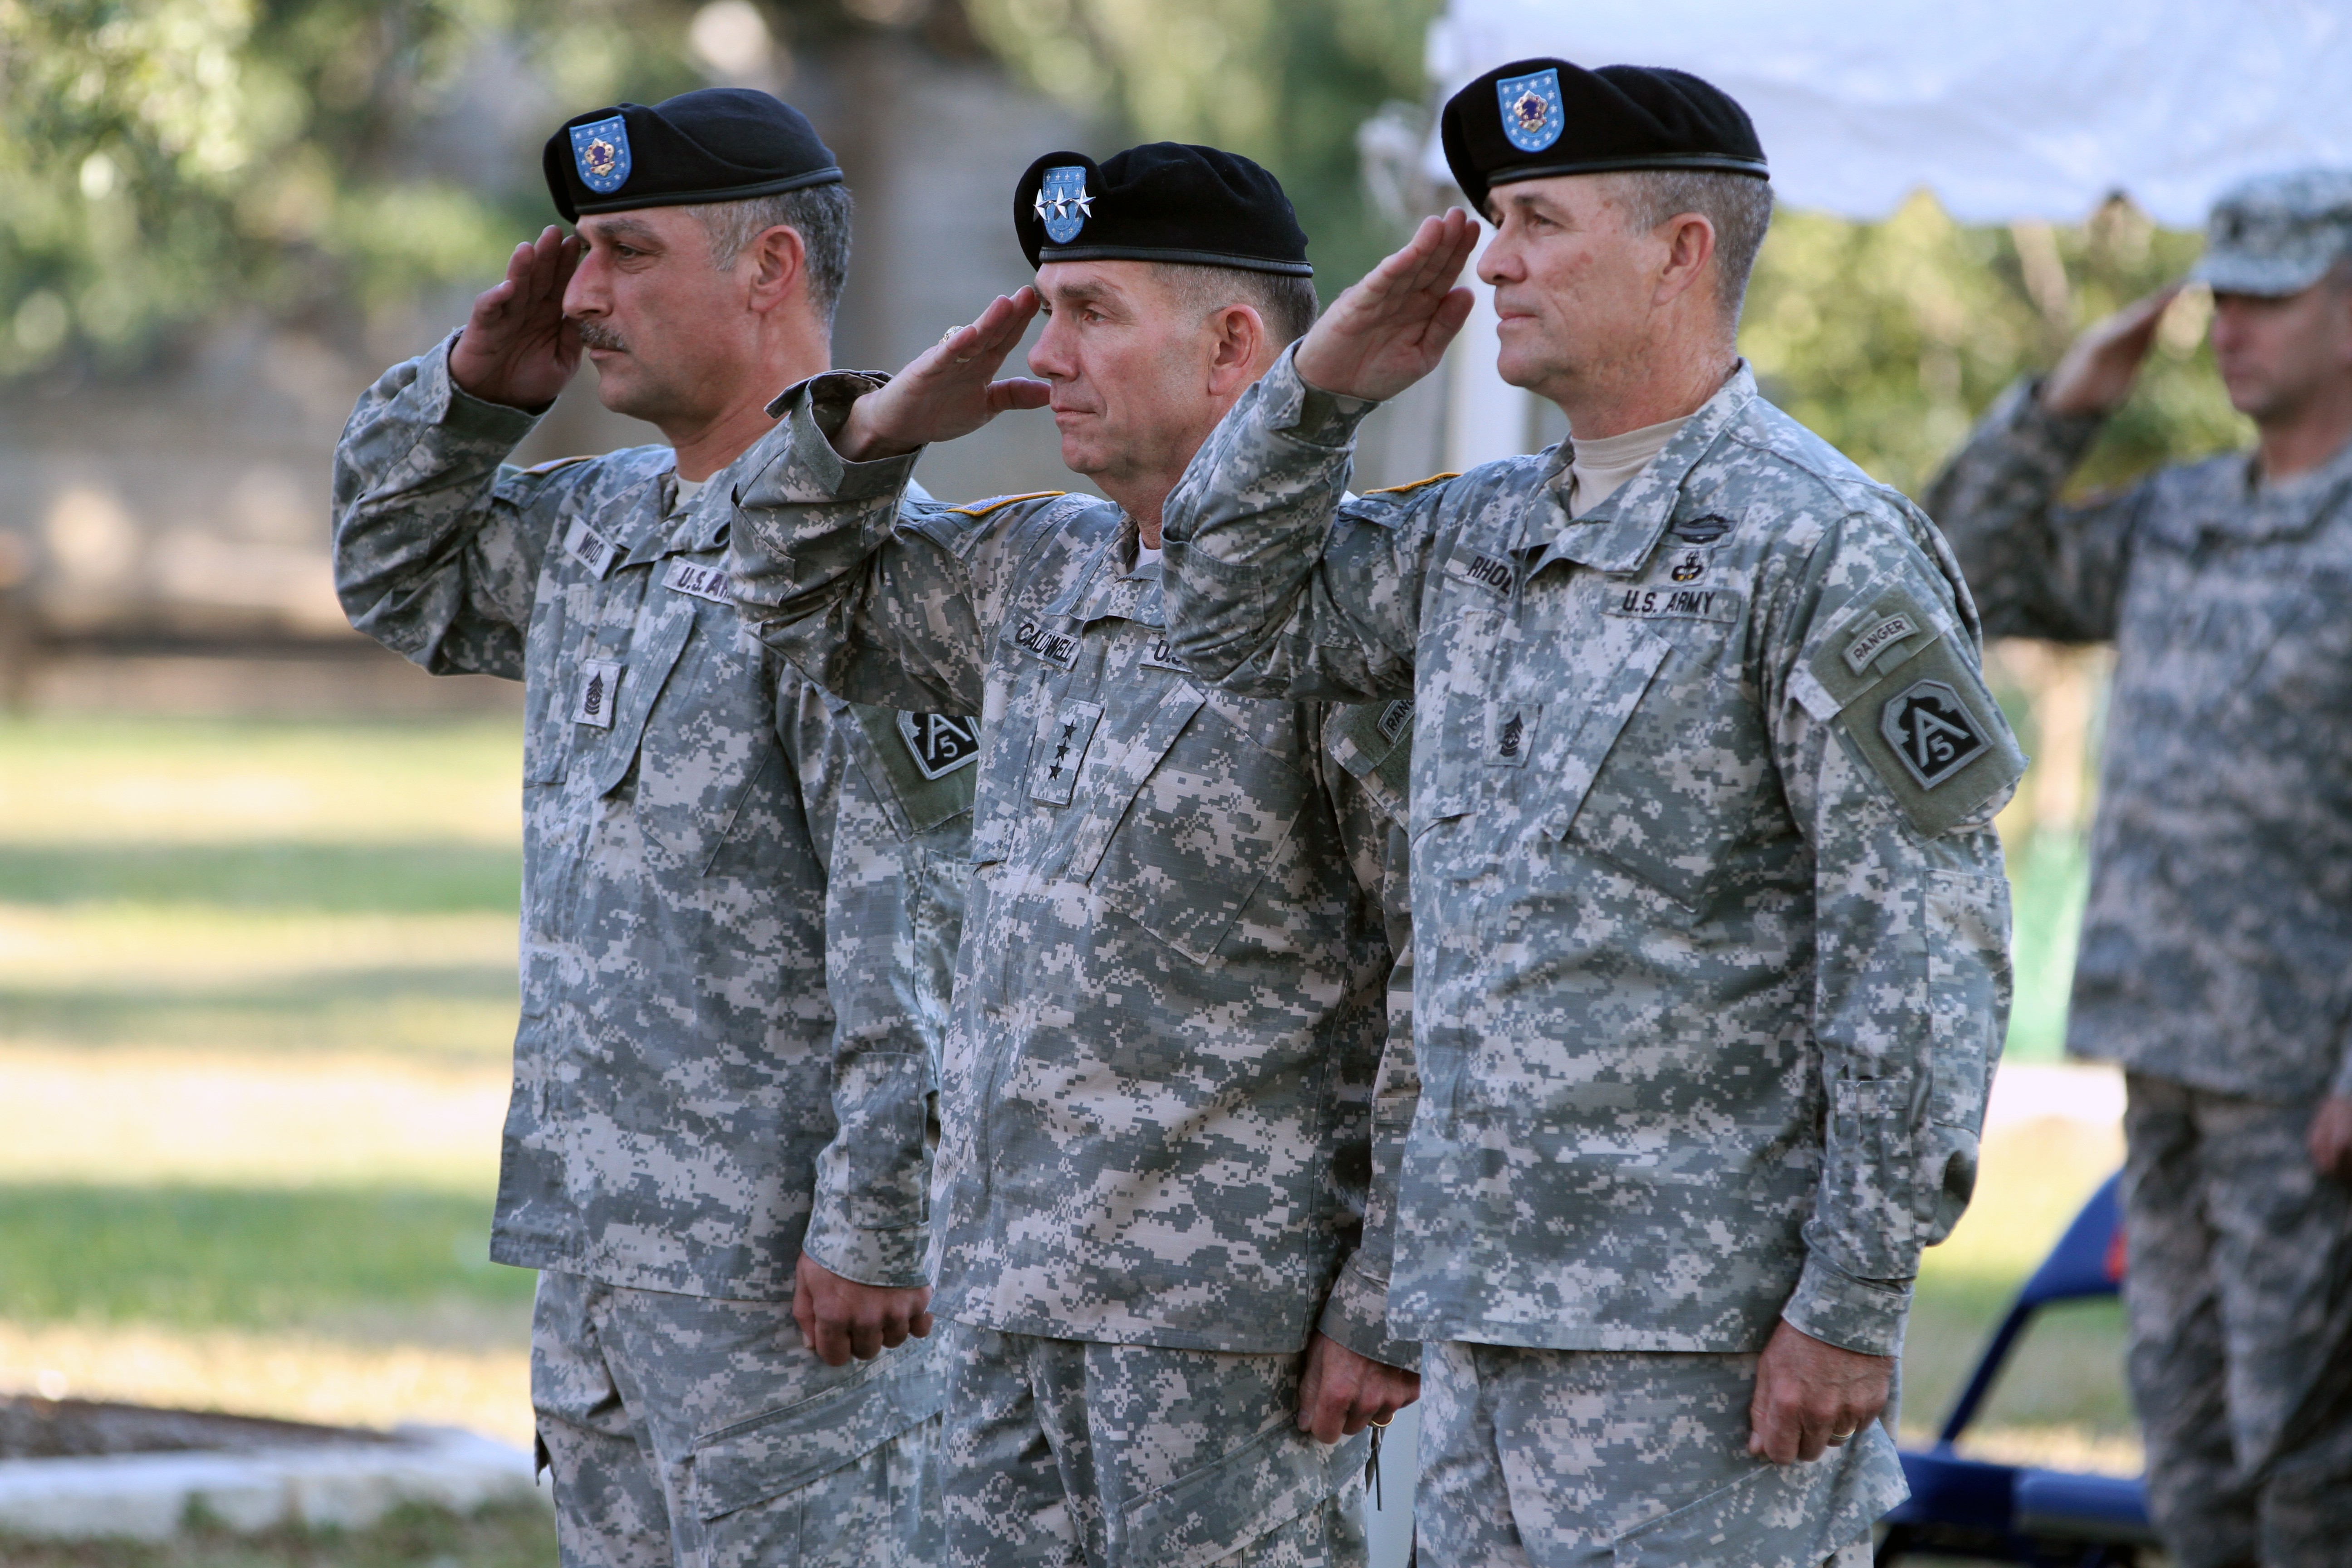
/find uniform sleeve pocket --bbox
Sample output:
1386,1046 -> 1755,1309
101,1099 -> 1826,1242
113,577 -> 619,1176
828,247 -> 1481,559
1122,1415 -> 1364,1568
1921,867 -> 2011,1245
1819,1077 -> 1919,1281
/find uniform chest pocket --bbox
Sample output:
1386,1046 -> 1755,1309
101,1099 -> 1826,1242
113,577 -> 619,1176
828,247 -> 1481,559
1558,628 -> 1780,908
569,587 -> 698,799
1078,687 -> 1301,965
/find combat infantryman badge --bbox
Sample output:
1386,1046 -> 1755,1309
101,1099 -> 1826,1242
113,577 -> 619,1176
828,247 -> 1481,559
569,115 -> 632,196
897,712 -> 981,780
1036,166 -> 1093,245
1879,679 -> 1988,788
1495,68 -> 1566,154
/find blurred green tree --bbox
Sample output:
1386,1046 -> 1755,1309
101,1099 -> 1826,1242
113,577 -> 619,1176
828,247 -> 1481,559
966,0 -> 1442,297
0,0 -> 722,378
1744,193 -> 2250,495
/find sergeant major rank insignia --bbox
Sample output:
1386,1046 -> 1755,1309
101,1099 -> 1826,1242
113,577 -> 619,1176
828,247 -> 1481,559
1496,68 -> 1566,153
569,115 -> 631,196
1036,165 -> 1093,245
897,712 -> 981,781
1879,679 -> 1988,789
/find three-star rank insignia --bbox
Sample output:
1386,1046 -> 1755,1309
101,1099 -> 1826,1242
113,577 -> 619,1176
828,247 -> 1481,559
1495,67 -> 1566,154
569,115 -> 632,195
897,711 -> 981,781
1879,679 -> 1989,789
1036,165 -> 1093,245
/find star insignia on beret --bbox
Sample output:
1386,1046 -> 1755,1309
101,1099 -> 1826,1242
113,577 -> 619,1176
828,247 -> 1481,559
1037,165 -> 1093,244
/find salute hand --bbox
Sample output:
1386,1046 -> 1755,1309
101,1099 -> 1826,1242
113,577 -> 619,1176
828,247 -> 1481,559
449,226 -> 584,411
1293,209 -> 1480,403
836,289 -> 1053,461
2042,284 -> 2182,419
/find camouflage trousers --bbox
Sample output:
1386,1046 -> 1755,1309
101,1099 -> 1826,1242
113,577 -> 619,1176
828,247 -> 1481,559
2121,1073 -> 2352,1568
1413,1341 -> 1904,1568
938,1323 -> 1370,1568
531,1269 -> 944,1568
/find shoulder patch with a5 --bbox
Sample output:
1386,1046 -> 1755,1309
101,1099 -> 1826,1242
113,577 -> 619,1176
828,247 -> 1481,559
848,704 -> 979,833
1823,631 -> 2024,837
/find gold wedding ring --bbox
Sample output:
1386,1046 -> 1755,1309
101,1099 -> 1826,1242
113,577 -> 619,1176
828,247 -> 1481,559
1368,1414 -> 1392,1429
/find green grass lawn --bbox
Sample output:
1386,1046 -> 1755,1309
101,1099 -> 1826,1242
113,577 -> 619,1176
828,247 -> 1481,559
0,709 -> 2131,1563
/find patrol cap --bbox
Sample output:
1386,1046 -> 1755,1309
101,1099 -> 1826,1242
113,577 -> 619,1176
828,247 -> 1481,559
1441,58 -> 1767,214
543,88 -> 842,224
1014,143 -> 1313,276
2191,169 -> 2352,297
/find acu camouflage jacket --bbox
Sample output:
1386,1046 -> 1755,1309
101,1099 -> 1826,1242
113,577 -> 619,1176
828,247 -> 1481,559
1928,380 -> 2352,1102
726,370 -> 1416,1368
331,338 -> 974,1331
1162,353 -> 2019,1360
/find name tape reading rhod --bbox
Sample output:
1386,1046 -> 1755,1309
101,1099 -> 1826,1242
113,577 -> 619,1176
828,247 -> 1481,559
1446,549 -> 1516,596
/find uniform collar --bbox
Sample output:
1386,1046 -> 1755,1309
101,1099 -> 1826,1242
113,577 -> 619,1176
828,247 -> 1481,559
635,454 -> 744,564
2215,427 -> 2352,544
1044,507 -> 1165,628
1516,362 -> 1759,578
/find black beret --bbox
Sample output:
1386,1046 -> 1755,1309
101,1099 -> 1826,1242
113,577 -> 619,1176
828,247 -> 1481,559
543,88 -> 842,224
1013,143 -> 1312,276
1442,59 -> 1767,214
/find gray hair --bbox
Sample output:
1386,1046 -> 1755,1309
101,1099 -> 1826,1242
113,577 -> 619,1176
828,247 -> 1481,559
693,182 -> 856,329
1154,262 -> 1321,347
1611,170 -> 1774,331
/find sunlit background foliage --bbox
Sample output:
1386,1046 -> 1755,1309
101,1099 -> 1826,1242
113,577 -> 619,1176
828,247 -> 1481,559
2,0 -> 2248,495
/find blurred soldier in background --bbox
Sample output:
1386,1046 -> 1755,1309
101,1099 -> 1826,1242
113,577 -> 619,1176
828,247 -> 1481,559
332,89 -> 972,1568
727,143 -> 1420,1567
1161,59 -> 2019,1568
1927,169 -> 2352,1568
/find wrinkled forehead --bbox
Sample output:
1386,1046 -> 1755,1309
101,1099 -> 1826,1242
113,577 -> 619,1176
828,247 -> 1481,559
1482,171 -> 1633,229
576,206 -> 706,248
1033,257 -> 1178,316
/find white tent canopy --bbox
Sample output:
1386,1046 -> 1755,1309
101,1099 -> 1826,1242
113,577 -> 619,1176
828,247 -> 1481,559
1423,0 -> 2352,226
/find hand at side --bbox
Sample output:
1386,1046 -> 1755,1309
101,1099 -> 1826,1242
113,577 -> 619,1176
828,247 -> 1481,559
449,225 -> 584,411
792,1252 -> 935,1367
1747,1319 -> 1893,1465
1295,1331 -> 1421,1444
835,289 -> 1054,461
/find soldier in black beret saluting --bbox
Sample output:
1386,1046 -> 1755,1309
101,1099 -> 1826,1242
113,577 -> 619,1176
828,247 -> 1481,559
333,88 -> 978,1567
1159,59 -> 2020,1567
725,142 -> 1421,1567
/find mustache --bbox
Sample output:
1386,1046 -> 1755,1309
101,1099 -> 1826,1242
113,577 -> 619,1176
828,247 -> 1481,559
573,319 -> 627,352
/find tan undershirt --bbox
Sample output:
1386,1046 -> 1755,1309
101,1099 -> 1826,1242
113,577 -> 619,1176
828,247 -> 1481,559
1566,415 -> 1688,518
671,473 -> 708,514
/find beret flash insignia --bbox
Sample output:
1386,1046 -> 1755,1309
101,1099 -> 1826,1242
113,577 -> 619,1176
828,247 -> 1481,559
1495,67 -> 1565,154
569,115 -> 632,195
1036,165 -> 1093,245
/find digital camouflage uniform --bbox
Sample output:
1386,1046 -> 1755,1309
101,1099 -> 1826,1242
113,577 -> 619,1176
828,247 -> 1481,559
1161,352 -> 2021,1568
1926,373 -> 2352,1568
333,335 -> 974,1568
726,370 -> 1419,1568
